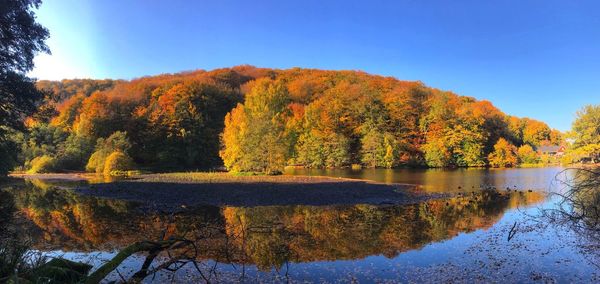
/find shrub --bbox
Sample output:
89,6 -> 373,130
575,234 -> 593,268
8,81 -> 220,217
108,170 -> 143,177
85,150 -> 104,173
86,131 -> 131,173
27,155 -> 56,173
103,151 -> 134,176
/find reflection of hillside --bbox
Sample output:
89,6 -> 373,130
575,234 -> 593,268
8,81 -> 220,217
4,180 -> 545,271
7,180 -> 221,251
223,190 -> 545,269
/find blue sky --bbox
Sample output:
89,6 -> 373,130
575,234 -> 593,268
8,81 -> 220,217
30,1 -> 600,131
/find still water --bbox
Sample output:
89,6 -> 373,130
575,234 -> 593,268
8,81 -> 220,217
1,168 -> 599,282
285,167 -> 565,193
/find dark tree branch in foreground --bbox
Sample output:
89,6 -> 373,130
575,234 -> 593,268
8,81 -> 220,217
544,168 -> 600,242
85,237 -> 204,284
530,167 -> 600,267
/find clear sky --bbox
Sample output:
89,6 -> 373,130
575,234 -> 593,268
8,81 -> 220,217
29,0 -> 600,131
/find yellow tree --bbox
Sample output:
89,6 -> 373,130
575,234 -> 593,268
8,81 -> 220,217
220,78 -> 291,174
517,144 -> 539,164
488,138 -> 518,168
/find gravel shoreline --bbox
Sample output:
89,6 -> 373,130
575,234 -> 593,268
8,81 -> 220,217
11,173 -> 442,208
85,174 -> 439,208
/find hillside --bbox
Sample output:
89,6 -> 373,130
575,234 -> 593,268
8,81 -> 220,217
18,65 -> 562,173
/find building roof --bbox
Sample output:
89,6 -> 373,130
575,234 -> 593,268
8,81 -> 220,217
538,145 -> 562,152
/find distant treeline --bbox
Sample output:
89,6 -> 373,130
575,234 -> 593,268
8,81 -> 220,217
16,66 -> 562,174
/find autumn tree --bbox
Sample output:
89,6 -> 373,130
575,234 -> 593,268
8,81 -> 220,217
37,79 -> 118,101
360,129 -> 398,168
517,144 -> 539,165
13,65 -> 559,172
137,81 -> 240,169
220,78 -> 291,174
382,83 -> 429,165
548,129 -> 564,146
294,81 -> 371,168
522,118 -> 551,146
488,138 -> 518,168
50,94 -> 86,130
420,93 -> 487,167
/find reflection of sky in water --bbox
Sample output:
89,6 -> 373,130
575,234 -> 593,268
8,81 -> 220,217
37,201 -> 598,283
7,168 -> 598,282
285,167 -> 567,192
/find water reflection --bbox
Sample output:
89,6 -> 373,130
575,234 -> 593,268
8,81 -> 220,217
1,179 -> 545,271
285,167 -> 564,192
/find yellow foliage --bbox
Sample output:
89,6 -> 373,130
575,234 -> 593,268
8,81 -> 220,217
85,150 -> 104,173
103,151 -> 134,176
488,138 -> 518,168
27,155 -> 56,173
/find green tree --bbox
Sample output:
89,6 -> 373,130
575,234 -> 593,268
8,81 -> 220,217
422,135 -> 453,167
56,133 -> 95,170
17,123 -> 68,166
220,78 -> 291,174
449,124 -> 487,167
295,130 -> 351,168
568,105 -> 600,162
360,129 -> 398,168
488,138 -> 518,168
571,105 -> 600,147
0,0 -> 49,176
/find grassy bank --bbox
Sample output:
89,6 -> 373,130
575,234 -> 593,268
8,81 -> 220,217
135,171 -> 382,184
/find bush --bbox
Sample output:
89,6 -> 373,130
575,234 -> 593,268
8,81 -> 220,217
27,155 -> 56,173
86,131 -> 132,173
85,151 -> 104,173
103,151 -> 134,176
108,170 -> 143,177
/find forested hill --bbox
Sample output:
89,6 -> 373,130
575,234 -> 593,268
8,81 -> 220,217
19,65 -> 561,173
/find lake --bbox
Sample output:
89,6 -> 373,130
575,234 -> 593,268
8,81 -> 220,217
285,167 -> 566,193
1,167 -> 599,282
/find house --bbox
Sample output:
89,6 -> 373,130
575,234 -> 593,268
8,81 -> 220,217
538,145 -> 566,156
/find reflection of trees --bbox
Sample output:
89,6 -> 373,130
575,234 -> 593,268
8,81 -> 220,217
0,190 -> 27,279
6,179 -> 545,273
223,190 -> 545,269
543,168 -> 600,259
6,179 -> 222,251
